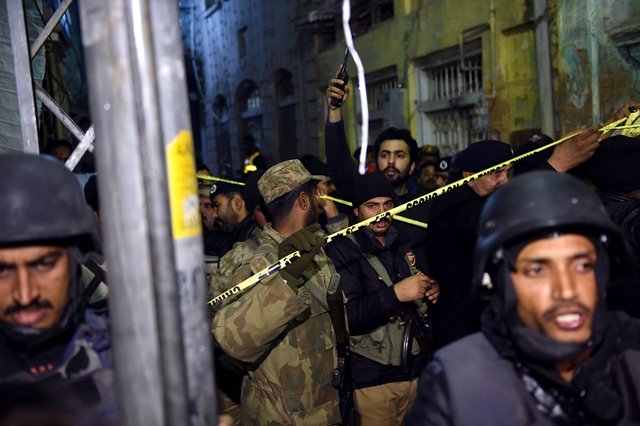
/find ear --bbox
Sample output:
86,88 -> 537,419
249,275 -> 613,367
410,161 -> 416,175
463,171 -> 475,188
353,207 -> 359,218
298,192 -> 309,210
231,194 -> 244,212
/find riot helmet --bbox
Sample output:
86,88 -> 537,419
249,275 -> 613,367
0,153 -> 99,253
0,153 -> 99,345
473,170 -> 628,289
475,171 -> 630,364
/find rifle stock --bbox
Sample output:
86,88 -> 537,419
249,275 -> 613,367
326,273 -> 354,425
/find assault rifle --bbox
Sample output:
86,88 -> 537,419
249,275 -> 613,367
399,302 -> 434,371
326,273 -> 354,425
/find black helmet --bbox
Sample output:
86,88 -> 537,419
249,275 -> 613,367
0,153 -> 99,254
473,171 -> 627,287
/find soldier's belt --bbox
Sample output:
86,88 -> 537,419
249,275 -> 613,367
208,117 -> 639,306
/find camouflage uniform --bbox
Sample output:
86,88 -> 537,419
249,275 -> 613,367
208,224 -> 263,305
212,224 -> 340,425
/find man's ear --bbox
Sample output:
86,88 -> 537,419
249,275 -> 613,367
463,171 -> 476,189
353,207 -> 359,218
298,191 -> 309,210
410,161 -> 416,176
231,194 -> 244,212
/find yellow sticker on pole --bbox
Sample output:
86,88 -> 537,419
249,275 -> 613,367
166,130 -> 201,239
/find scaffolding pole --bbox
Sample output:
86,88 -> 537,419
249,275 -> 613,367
78,0 -> 216,425
6,0 -> 39,153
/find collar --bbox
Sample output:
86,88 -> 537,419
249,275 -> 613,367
262,223 -> 285,245
355,225 -> 401,254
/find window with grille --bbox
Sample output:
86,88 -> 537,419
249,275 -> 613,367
351,0 -> 395,36
367,75 -> 397,113
415,40 -> 488,154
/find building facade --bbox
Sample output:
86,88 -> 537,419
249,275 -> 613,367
181,0 -> 640,174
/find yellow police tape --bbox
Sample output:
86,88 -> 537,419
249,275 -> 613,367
318,194 -> 429,229
208,129 -> 588,305
208,118 -> 640,306
196,174 -> 245,186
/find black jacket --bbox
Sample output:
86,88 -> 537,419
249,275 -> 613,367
325,227 -> 426,388
426,183 -> 488,349
406,312 -> 640,425
597,190 -> 640,318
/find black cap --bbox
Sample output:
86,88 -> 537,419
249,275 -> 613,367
436,156 -> 452,172
299,155 -> 329,180
457,140 -> 513,173
209,181 -> 243,198
351,171 -> 397,208
243,169 -> 266,211
591,135 -> 640,193
513,133 -> 554,176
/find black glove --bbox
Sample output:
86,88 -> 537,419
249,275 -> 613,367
278,223 -> 324,281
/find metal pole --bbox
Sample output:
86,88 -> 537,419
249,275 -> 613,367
148,0 -> 217,423
6,0 -> 39,153
65,125 -> 95,172
33,85 -> 96,171
29,0 -> 74,59
78,0 -> 198,424
534,0 -> 556,136
34,84 -> 85,141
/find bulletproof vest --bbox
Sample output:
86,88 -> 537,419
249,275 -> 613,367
0,308 -> 115,418
346,234 -> 425,367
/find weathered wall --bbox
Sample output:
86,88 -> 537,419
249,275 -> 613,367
553,0 -> 640,134
184,0 -> 640,169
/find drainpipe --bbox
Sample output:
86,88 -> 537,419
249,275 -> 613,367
586,0 -> 601,124
489,0 -> 497,100
534,0 -> 556,136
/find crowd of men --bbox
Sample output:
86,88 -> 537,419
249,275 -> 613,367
1,67 -> 639,426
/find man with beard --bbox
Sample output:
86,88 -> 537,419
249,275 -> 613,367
325,73 -> 430,271
212,159 -> 341,425
198,178 -> 231,257
406,171 -> 640,425
0,154 -> 116,423
325,172 -> 439,426
210,181 -> 258,249
417,162 -> 440,192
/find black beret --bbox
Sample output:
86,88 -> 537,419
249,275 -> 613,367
457,140 -> 513,173
351,171 -> 397,208
591,135 -> 640,193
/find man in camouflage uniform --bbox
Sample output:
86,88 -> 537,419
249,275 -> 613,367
212,159 -> 341,425
208,172 -> 265,425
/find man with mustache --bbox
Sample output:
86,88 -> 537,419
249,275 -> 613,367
325,172 -> 439,426
0,154 -> 116,422
325,74 -> 430,272
210,181 -> 258,246
426,140 -> 514,349
407,171 -> 640,425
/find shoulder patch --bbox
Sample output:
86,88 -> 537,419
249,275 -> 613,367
249,255 -> 271,274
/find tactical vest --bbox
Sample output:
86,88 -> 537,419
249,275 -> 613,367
347,234 -> 426,367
